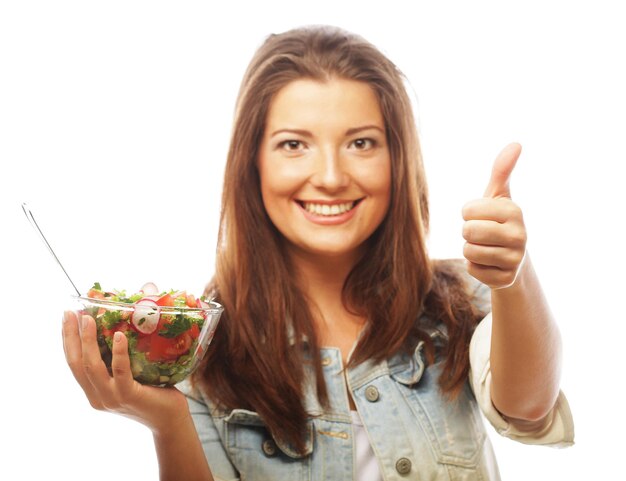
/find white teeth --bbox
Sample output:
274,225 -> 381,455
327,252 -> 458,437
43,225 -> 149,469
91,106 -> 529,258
302,201 -> 356,216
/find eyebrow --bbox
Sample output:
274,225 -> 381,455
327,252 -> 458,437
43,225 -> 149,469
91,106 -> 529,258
270,125 -> 385,138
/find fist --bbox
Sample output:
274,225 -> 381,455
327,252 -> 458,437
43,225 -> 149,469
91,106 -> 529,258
462,143 -> 527,289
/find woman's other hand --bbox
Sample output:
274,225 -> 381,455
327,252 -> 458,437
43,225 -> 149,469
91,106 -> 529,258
461,143 -> 562,422
62,311 -> 189,435
462,143 -> 527,289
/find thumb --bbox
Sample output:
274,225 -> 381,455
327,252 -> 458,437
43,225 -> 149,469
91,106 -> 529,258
483,142 -> 522,198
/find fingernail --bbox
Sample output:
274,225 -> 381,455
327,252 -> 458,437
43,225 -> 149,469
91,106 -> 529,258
81,315 -> 89,332
114,331 -> 123,343
62,312 -> 69,324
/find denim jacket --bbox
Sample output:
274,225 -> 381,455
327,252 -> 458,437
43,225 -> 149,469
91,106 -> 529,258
182,336 -> 503,481
180,276 -> 573,480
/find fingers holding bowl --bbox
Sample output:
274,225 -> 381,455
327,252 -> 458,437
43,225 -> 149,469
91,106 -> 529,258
79,315 -> 114,390
110,331 -> 136,399
62,311 -> 105,409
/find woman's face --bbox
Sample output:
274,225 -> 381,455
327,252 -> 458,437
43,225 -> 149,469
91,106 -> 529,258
257,78 -> 391,264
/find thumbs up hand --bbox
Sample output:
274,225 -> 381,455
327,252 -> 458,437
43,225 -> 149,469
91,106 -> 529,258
462,143 -> 527,289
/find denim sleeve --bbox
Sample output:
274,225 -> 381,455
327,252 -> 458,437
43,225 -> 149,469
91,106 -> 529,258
178,381 -> 240,481
463,265 -> 492,315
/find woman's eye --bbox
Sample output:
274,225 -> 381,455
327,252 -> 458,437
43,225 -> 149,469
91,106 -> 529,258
279,140 -> 304,151
351,138 -> 376,150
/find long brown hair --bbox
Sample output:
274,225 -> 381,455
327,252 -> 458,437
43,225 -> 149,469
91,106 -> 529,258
193,25 -> 485,454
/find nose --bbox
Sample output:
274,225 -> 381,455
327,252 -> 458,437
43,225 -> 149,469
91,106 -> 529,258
310,147 -> 349,192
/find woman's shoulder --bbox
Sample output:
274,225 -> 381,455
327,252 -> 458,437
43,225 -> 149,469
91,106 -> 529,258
177,379 -> 223,414
177,378 -> 205,404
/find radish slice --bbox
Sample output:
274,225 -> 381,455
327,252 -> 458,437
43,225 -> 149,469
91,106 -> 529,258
131,299 -> 160,334
140,295 -> 161,302
140,282 -> 159,296
195,298 -> 210,319
196,298 -> 211,319
196,299 -> 211,309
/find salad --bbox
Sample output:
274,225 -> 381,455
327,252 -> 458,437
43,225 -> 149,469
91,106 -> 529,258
78,282 -> 217,386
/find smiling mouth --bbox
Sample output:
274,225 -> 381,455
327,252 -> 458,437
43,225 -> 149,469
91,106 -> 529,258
296,199 -> 364,216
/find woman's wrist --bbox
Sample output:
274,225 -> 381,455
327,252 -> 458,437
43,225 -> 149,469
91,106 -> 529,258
151,407 -> 194,438
147,389 -> 194,437
152,409 -> 213,481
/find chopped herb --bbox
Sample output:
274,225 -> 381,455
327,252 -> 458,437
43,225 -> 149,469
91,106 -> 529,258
101,310 -> 122,329
174,296 -> 188,307
159,314 -> 192,338
92,282 -> 102,291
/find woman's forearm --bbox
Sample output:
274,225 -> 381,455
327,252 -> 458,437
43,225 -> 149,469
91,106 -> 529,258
489,253 -> 562,423
153,412 -> 214,481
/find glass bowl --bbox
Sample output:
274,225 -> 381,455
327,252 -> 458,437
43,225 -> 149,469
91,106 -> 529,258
73,294 -> 223,386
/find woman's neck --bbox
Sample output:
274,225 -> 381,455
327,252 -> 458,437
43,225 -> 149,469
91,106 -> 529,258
287,248 -> 366,411
288,248 -> 356,303
287,246 -> 366,341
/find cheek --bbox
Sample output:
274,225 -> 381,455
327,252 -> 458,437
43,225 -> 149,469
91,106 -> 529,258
258,168 -> 299,228
259,156 -> 305,200
366,162 -> 392,220
376,171 -> 392,198
355,160 -> 392,198
260,174 -> 298,208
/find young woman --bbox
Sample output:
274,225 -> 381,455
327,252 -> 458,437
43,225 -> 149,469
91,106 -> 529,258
62,25 -> 573,480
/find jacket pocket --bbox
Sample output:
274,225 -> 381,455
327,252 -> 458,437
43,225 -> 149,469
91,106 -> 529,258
224,409 -> 312,481
400,364 -> 487,469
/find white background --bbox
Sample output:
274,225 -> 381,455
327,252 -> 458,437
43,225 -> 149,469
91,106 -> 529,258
1,1 -> 624,479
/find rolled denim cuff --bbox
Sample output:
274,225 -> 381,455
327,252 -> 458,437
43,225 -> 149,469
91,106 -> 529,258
469,314 -> 575,447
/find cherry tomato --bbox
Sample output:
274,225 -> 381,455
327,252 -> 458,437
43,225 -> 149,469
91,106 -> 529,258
190,323 -> 200,340
147,332 -> 192,362
185,294 -> 197,308
116,322 -> 130,333
136,335 -> 151,353
101,321 -> 130,339
87,288 -> 105,300
155,294 -> 175,307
